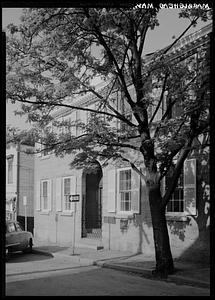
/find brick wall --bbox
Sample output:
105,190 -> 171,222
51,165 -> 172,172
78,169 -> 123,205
18,144 -> 34,217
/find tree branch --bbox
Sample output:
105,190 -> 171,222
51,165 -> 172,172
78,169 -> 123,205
149,72 -> 168,125
7,92 -> 137,127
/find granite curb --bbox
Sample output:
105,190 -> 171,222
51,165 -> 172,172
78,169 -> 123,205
94,261 -> 210,289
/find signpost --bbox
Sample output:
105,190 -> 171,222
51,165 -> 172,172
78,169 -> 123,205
69,194 -> 80,255
103,216 -> 116,250
23,196 -> 27,231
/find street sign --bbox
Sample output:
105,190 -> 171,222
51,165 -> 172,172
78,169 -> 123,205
23,196 -> 27,231
69,194 -> 80,202
23,196 -> 27,206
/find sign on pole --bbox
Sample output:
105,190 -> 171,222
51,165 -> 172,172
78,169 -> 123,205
23,196 -> 27,231
23,196 -> 27,206
69,194 -> 80,202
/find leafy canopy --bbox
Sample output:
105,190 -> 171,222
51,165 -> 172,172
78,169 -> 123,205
6,7 -> 211,185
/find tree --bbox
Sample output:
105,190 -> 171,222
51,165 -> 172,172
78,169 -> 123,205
6,6 -> 211,276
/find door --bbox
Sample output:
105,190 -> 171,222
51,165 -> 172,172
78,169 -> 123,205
82,162 -> 103,239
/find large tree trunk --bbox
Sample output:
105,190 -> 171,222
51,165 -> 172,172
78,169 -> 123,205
148,183 -> 175,277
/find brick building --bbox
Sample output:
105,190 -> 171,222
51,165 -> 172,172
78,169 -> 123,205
6,143 -> 34,233
34,24 -> 211,262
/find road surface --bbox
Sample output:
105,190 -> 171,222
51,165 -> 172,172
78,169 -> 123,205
5,251 -> 210,296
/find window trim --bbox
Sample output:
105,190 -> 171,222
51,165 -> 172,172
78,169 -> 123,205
62,176 -> 73,213
117,167 -> 137,216
165,173 -> 186,217
164,159 -> 197,217
166,171 -> 184,214
41,179 -> 51,212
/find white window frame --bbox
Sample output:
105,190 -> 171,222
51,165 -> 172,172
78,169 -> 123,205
165,172 -> 185,217
41,179 -> 52,212
63,177 -> 72,212
62,176 -> 76,213
165,159 -> 197,217
116,167 -> 140,216
118,168 -> 132,213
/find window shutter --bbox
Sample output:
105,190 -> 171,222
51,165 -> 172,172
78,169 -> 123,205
36,181 -> 41,211
131,169 -> 140,213
56,178 -> 62,211
70,176 -> 76,212
184,159 -> 197,215
107,169 -> 116,212
47,179 -> 52,211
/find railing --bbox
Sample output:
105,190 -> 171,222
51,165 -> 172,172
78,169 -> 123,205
86,228 -> 102,240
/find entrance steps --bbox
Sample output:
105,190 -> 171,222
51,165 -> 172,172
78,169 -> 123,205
76,238 -> 104,250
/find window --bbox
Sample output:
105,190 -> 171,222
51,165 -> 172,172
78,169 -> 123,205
63,177 -> 72,211
165,159 -> 197,216
166,172 -> 184,213
66,117 -> 72,134
36,179 -> 52,212
119,169 -> 132,211
7,156 -> 13,184
41,181 -> 48,210
109,168 -> 140,215
55,176 -> 76,213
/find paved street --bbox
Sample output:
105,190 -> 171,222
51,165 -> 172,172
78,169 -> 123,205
5,252 -> 210,296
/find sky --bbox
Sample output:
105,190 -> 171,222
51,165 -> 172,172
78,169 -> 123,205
2,7 -> 211,130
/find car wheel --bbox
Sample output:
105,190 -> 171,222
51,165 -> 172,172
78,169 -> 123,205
23,239 -> 33,253
29,238 -> 33,252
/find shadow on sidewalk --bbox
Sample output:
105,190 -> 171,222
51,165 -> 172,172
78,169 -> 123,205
34,246 -> 70,253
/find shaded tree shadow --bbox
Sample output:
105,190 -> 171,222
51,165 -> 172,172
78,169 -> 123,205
132,141 -> 209,264
176,144 -> 210,263
6,251 -> 54,263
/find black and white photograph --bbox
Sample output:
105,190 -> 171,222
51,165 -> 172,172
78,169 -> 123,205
3,1 -> 212,296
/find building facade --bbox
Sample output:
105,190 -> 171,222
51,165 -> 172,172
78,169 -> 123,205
34,24 -> 211,262
6,143 -> 34,233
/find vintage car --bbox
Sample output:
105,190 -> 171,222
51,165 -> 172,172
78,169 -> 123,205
6,220 -> 33,258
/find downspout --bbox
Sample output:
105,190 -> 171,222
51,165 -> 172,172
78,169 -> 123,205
16,142 -> 20,221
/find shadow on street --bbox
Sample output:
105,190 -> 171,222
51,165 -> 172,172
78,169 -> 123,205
6,251 -> 53,263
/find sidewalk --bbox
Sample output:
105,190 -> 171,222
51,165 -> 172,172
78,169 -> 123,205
32,243 -> 210,289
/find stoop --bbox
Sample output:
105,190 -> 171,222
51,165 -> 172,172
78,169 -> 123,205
76,238 -> 104,250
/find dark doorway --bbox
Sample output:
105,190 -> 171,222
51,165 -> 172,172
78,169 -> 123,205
82,162 -> 103,239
